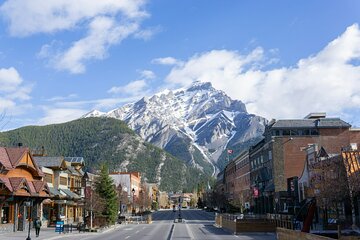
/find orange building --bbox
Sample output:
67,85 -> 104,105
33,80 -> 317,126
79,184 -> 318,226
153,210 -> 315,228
0,147 -> 49,232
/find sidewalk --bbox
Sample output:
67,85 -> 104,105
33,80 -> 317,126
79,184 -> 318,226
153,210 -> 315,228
0,224 -> 123,240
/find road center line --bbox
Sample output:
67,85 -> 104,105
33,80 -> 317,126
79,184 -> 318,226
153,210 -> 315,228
125,236 -> 130,239
167,224 -> 175,240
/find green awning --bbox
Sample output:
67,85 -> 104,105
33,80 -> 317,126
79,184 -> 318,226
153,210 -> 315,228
60,188 -> 80,199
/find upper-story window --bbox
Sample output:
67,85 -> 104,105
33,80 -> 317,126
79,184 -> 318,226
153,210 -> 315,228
44,173 -> 52,184
60,176 -> 67,186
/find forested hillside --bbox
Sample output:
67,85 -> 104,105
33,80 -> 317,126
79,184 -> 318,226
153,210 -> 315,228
0,117 -> 208,192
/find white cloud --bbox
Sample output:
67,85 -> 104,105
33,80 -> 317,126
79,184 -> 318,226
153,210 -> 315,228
152,57 -> 181,65
47,94 -> 78,102
0,67 -> 33,114
55,16 -> 139,73
38,108 -> 88,125
0,0 -> 150,74
108,79 -> 148,95
164,24 -> 360,123
0,0 -> 148,36
140,70 -> 155,79
0,67 -> 23,92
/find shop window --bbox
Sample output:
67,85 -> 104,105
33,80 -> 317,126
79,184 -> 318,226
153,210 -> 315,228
290,129 -> 299,136
282,130 -> 290,136
310,129 -> 319,135
1,206 -> 9,224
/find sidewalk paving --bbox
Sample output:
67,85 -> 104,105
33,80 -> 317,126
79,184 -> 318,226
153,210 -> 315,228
0,224 -> 123,240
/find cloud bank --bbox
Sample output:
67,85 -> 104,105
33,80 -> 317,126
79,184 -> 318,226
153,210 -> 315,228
164,24 -> 360,123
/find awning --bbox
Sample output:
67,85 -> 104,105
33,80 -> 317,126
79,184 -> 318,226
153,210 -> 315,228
60,188 -> 80,199
48,187 -> 62,197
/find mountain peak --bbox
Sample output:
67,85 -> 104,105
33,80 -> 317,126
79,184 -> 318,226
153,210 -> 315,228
186,81 -> 214,92
82,109 -> 105,118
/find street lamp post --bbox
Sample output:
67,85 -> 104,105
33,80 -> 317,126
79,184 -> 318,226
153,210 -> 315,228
132,188 -> 135,215
25,200 -> 32,240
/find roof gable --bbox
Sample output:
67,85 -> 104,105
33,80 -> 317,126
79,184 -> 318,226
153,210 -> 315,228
0,177 -> 13,192
9,177 -> 29,192
5,147 -> 27,166
0,148 -> 12,169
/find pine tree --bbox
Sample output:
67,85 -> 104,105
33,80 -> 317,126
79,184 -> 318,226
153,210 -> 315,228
94,164 -> 118,225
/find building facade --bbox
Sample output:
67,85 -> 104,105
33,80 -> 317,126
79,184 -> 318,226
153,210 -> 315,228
0,147 -> 49,232
250,113 -> 360,214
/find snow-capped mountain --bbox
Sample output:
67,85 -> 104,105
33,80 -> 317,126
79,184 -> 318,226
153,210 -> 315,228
83,81 -> 266,175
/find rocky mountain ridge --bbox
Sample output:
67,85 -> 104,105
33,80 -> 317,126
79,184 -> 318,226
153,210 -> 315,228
84,81 -> 267,174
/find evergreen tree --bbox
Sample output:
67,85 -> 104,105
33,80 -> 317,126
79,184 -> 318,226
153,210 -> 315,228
94,164 -> 118,225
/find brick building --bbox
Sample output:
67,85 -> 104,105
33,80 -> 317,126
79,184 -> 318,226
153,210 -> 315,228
249,113 -> 360,214
223,150 -> 251,211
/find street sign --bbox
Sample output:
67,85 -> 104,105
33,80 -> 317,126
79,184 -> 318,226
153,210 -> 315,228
55,221 -> 64,233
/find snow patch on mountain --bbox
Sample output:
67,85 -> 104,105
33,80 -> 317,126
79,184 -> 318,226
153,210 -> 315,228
83,81 -> 266,175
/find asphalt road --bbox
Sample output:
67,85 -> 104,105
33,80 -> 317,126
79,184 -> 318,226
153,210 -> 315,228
61,209 -> 276,240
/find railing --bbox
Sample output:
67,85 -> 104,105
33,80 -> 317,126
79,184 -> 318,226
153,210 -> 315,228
267,214 -> 295,229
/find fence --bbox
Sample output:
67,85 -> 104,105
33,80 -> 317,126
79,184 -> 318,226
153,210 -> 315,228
216,213 -> 276,234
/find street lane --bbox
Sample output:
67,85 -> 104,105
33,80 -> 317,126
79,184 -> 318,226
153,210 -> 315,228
60,209 -> 276,240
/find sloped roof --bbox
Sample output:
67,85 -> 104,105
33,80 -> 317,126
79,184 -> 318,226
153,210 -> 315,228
0,148 -> 12,169
64,157 -> 85,166
66,163 -> 82,176
27,180 -> 36,194
271,118 -> 350,129
34,156 -> 66,169
60,188 -> 80,199
5,147 -> 28,166
48,187 -> 63,197
0,147 -> 43,176
32,180 -> 46,193
9,177 -> 24,191
0,147 -> 29,169
0,177 -> 13,191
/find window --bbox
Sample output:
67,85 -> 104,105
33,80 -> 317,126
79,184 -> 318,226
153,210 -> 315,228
60,177 -> 67,186
283,130 -> 290,136
350,143 -> 358,150
268,151 -> 272,160
290,129 -> 299,136
310,129 -> 319,135
260,156 -> 264,163
44,173 -> 52,183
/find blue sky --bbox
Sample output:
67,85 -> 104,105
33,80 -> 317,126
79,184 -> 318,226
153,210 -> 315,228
0,0 -> 359,130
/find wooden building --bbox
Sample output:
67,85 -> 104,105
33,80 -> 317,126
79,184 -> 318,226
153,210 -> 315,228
0,147 -> 49,232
